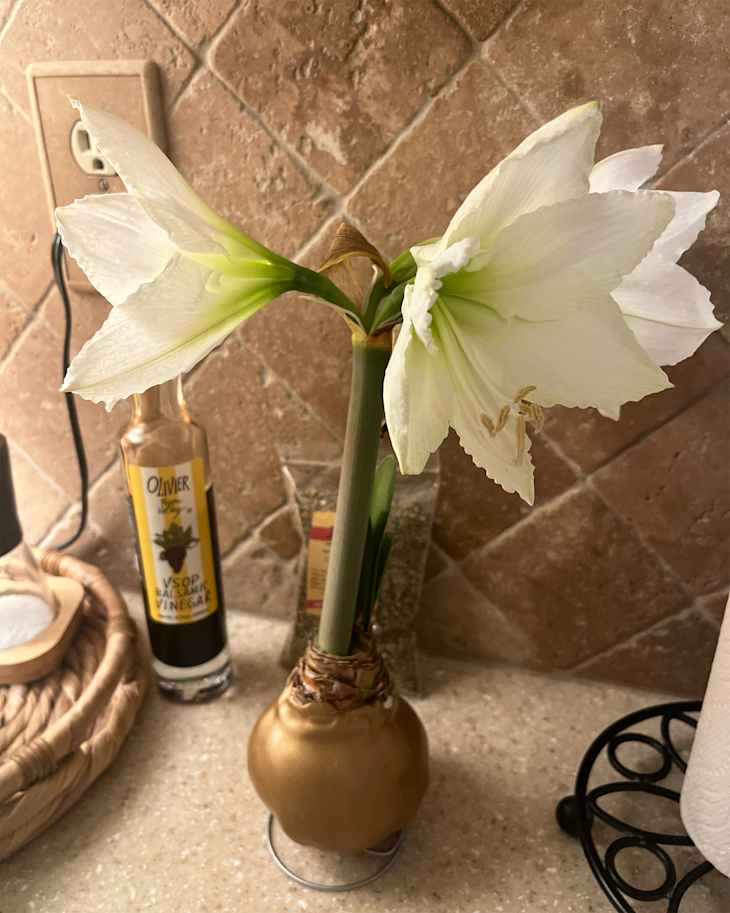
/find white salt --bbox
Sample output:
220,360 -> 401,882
0,592 -> 55,650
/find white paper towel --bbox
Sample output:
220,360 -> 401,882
680,593 -> 730,876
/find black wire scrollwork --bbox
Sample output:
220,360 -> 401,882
556,701 -> 724,912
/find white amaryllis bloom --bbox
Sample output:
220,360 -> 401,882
57,100 -> 300,410
590,145 -> 721,382
384,102 -> 721,504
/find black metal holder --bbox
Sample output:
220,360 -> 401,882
556,700 -> 722,912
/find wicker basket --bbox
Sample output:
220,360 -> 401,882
0,551 -> 148,860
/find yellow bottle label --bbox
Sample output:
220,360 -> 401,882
127,458 -> 219,624
305,510 -> 336,615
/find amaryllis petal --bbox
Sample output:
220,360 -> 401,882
589,145 -> 663,193
433,304 -> 536,503
383,310 -> 452,476
70,100 -> 220,228
588,143 -> 721,367
56,193 -> 175,305
446,293 -> 670,413
61,256 -> 285,410
443,190 -> 675,321
443,101 -> 602,248
69,99 -> 268,258
407,238 -> 478,348
614,254 -> 722,366
653,190 -> 720,262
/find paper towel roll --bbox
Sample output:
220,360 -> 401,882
680,594 -> 730,876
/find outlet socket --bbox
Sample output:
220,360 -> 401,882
27,60 -> 167,293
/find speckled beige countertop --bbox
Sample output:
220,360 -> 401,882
2,597 -> 729,913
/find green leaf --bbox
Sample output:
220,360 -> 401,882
356,456 -> 397,628
372,282 -> 408,332
370,532 -> 392,613
356,520 -> 376,625
370,455 -> 396,545
389,249 -> 417,284
293,263 -> 364,330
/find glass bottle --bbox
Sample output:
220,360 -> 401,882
120,377 -> 232,702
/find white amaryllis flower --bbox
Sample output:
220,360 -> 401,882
57,100 -> 305,410
590,145 -> 721,382
384,102 -> 721,504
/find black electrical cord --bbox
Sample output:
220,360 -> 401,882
52,233 -> 89,549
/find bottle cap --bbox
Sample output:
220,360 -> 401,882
0,434 -> 23,557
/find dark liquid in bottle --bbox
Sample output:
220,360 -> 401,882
131,488 -> 228,668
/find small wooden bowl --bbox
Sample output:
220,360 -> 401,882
0,576 -> 84,685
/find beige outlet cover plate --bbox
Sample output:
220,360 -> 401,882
27,60 -> 167,293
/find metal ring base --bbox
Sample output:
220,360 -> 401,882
266,814 -> 405,892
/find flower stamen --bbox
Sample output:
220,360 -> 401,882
515,384 -> 537,401
495,404 -> 511,433
515,413 -> 527,465
481,384 -> 544,464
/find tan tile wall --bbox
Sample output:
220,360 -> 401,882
1,0 -> 727,696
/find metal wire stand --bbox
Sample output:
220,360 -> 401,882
266,814 -> 405,892
556,700 -> 724,912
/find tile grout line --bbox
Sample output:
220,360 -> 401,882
221,500 -> 294,564
463,367 -> 730,569
538,428 -> 586,481
241,340 -> 345,444
205,63 -> 342,208
166,60 -> 203,116
428,540 -> 459,576
0,0 -> 24,50
426,552 -> 514,622
0,280 -> 54,375
39,450 -> 123,547
182,322 -> 345,446
429,0 -> 477,42
568,599 -> 706,672
140,0 -> 243,115
481,56 -> 543,127
200,4 -> 345,206
0,84 -> 30,124
479,1 -> 544,127
217,493 -> 288,563
292,210 -> 345,262
9,438 -> 69,502
596,376 -> 730,470
654,115 -> 730,185
340,45 -> 481,214
482,0 -> 529,46
455,465 -> 695,660
586,476 -> 695,605
461,477 -> 588,566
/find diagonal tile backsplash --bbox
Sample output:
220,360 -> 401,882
1,0 -> 727,696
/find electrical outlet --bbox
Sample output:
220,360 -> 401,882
27,60 -> 167,294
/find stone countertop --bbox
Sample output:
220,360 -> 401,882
2,600 -> 729,913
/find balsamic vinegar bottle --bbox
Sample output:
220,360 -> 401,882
121,377 -> 232,702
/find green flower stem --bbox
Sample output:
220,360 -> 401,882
317,336 -> 391,655
293,265 -> 363,329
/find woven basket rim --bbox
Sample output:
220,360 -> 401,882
0,550 -> 149,859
